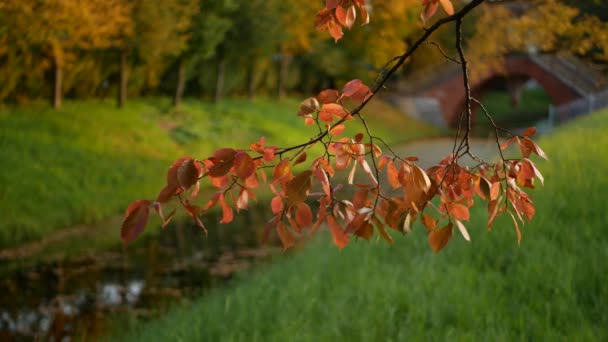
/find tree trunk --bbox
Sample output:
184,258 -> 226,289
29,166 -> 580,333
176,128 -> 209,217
215,53 -> 225,103
118,49 -> 128,108
174,57 -> 186,109
246,58 -> 256,100
277,50 -> 289,99
53,58 -> 62,109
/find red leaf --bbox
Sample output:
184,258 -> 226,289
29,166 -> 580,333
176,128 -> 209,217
342,79 -> 371,103
121,200 -> 151,246
327,215 -> 349,250
295,203 -> 313,228
522,127 -> 537,136
320,103 -> 348,122
177,158 -> 202,190
294,152 -> 308,166
428,223 -> 453,254
421,1 -> 439,22
183,202 -> 207,235
271,195 -> 284,215
156,185 -> 178,203
326,0 -> 340,10
220,195 -> 233,224
208,148 -> 236,177
234,151 -> 255,180
317,89 -> 340,104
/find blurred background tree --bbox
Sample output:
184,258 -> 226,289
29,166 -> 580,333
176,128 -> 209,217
0,0 -> 606,107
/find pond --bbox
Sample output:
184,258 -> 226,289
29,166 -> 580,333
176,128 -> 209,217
0,206 -> 281,341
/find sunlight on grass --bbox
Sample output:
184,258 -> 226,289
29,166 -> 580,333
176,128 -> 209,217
0,97 -> 437,248
113,109 -> 608,341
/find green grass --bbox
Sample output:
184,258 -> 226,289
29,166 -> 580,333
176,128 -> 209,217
113,109 -> 608,341
0,97 -> 438,249
474,88 -> 551,131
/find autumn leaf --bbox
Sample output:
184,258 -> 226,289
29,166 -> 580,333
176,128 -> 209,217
276,221 -> 295,250
121,200 -> 151,246
208,148 -> 236,178
522,127 -> 537,136
177,158 -> 202,190
455,220 -> 471,242
342,79 -> 371,103
295,203 -> 313,228
271,195 -> 284,214
428,223 -> 453,254
448,203 -> 470,221
327,215 -> 349,250
220,195 -> 234,224
234,151 -> 255,180
317,89 -> 340,104
298,97 -> 320,116
286,170 -> 313,206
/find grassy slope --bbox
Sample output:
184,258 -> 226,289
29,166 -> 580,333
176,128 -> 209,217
115,109 -> 608,341
0,97 -> 438,248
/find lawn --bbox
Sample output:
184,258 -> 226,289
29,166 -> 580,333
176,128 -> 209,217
473,88 -> 551,132
0,97 -> 439,249
113,109 -> 608,341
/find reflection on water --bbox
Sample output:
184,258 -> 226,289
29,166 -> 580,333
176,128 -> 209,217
0,206 -> 280,341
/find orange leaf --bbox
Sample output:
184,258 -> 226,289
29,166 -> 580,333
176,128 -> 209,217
448,203 -> 470,221
320,103 -> 348,122
507,210 -> 522,245
490,182 -> 501,201
439,0 -> 454,16
234,151 -> 255,180
183,202 -> 207,235
317,89 -> 340,104
295,203 -> 313,228
327,215 -> 349,250
286,170 -> 313,206
330,124 -> 346,136
294,152 -> 308,166
121,200 -> 151,246
219,195 -> 233,224
428,223 -> 453,254
387,161 -> 401,189
354,222 -> 374,241
272,159 -> 292,184
372,215 -> 393,245
421,214 -> 437,233
276,221 -> 295,250
271,195 -> 284,214
522,127 -> 537,136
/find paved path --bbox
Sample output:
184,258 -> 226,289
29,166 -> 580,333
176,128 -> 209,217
392,137 -> 501,168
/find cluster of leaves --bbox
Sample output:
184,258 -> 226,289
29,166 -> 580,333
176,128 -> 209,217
122,0 -> 547,253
